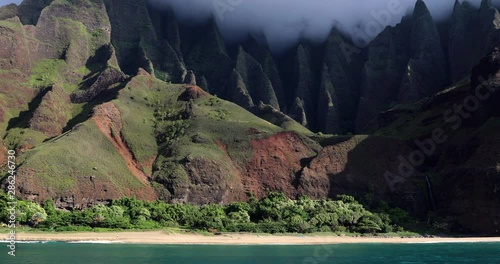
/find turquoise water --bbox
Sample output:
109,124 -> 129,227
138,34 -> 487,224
1,242 -> 500,263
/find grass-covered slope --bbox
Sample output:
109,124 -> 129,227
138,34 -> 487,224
11,69 -> 317,208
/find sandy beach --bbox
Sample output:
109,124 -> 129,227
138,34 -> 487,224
11,231 -> 500,245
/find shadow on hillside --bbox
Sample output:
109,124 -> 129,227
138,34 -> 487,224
6,86 -> 52,130
61,81 -> 129,134
325,136 -> 432,224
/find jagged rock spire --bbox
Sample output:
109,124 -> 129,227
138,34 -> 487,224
184,70 -> 196,85
399,0 -> 447,101
243,35 -> 286,109
226,69 -> 254,109
480,0 -> 493,9
234,46 -> 279,110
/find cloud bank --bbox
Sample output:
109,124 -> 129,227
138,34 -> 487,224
149,0 -> 500,52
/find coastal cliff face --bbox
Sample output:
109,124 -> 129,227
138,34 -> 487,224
0,0 -> 499,234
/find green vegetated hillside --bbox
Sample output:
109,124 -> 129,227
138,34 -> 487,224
0,0 -> 499,235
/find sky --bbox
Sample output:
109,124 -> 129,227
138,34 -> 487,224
2,0 -> 499,52
0,0 -> 20,6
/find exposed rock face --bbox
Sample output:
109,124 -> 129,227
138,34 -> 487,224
17,0 -> 54,25
251,103 -> 296,127
166,131 -> 320,204
172,154 -> 247,205
197,75 -> 209,92
290,97 -> 308,127
148,5 -> 188,82
449,0 -> 481,83
243,36 -> 286,108
449,0 -> 500,83
132,43 -> 154,76
226,69 -> 254,109
147,5 -> 182,57
32,0 -> 112,66
356,19 -> 411,132
29,85 -> 71,137
478,0 -> 500,58
178,85 -> 207,101
244,132 -> 319,198
70,67 -> 126,103
470,47 -> 500,123
183,18 -> 233,96
92,102 -> 153,185
184,70 -> 196,85
233,46 -> 279,110
285,44 -> 317,128
322,29 -> 364,133
317,64 -> 341,133
399,0 -> 447,102
0,17 -> 33,72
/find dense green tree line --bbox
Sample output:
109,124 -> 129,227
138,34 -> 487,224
0,191 -> 409,234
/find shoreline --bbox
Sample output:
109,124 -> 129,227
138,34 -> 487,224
7,231 -> 500,245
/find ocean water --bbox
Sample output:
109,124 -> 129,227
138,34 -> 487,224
1,242 -> 500,263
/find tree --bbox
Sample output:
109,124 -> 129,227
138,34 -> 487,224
355,215 -> 382,234
17,201 -> 47,226
196,204 -> 227,230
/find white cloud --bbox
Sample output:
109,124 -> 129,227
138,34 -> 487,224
149,0 -> 500,52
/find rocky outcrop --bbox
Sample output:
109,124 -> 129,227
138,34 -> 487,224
148,5 -> 187,82
317,64 -> 341,133
250,102 -> 310,133
147,5 -> 182,58
32,0 -> 112,67
449,0 -> 481,83
398,0 -> 447,102
323,29 -> 364,133
70,67 -> 126,103
178,85 -> 207,101
355,19 -> 411,132
470,47 -> 500,123
183,18 -> 233,96
290,97 -> 308,127
243,36 -> 286,109
0,17 -> 32,72
226,69 -> 254,109
286,44 -> 317,128
478,0 -> 500,58
244,132 -> 320,198
104,0 -> 161,76
449,0 -> 500,83
233,46 -> 279,109
17,0 -> 54,25
183,70 -> 196,85
198,76 -> 209,92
